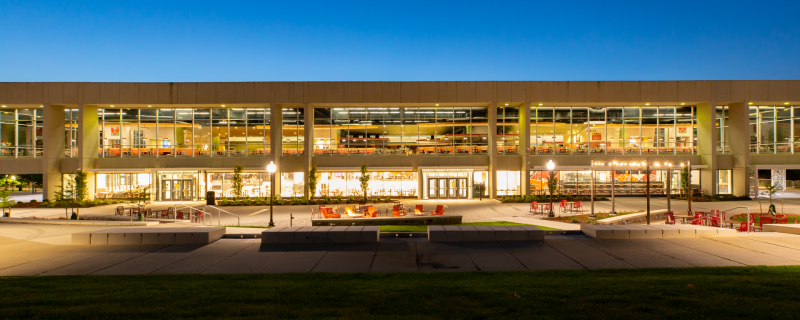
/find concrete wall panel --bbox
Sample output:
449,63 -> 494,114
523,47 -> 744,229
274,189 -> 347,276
476,81 -> 492,102
176,83 -> 197,104
99,83 -> 119,104
419,82 -> 437,103
546,81 -> 567,102
325,82 -> 344,103
621,81 -> 640,102
235,82 -> 255,103
787,80 -> 800,101
730,80 -> 748,102
119,83 -> 137,103
567,82 -> 584,102
156,83 -> 170,104
216,82 -> 235,103
511,81 -> 525,102
26,83 -> 44,104
438,81 -> 457,102
0,83 -> 6,103
677,81 -> 696,102
715,80 -> 731,102
584,81 -> 599,102
382,82 -> 402,102
696,81 -> 712,101
457,81 -> 476,102
768,80 -> 787,101
195,83 -> 216,103
307,82 -> 324,102
292,82 -> 305,103
749,80 -> 769,101
342,82 -> 362,103
254,82 -> 271,102
529,82 -> 546,103
138,83 -> 158,104
273,83 -> 292,102
496,81 -> 512,102
657,81 -> 677,102
81,83 -> 101,104
46,83 -> 63,104
400,82 -> 419,103
600,81 -> 621,102
362,82 -> 381,103
640,81 -> 658,102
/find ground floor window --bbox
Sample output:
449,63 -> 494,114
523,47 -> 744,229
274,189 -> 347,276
207,172 -> 270,198
155,171 -> 204,201
95,173 -> 151,199
281,172 -> 304,198
317,171 -> 418,198
718,170 -> 732,194
529,169 -> 700,196
496,171 -> 520,196
473,171 -> 488,198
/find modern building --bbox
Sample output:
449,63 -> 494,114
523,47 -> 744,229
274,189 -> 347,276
0,81 -> 797,201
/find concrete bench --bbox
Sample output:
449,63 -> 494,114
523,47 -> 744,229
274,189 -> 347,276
762,224 -> 800,235
1,217 -> 158,226
261,226 -> 379,244
581,224 -> 737,239
427,225 -> 544,242
597,210 -> 669,225
71,227 -> 225,245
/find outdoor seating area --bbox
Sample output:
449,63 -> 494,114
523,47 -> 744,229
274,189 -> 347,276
312,204 -> 446,220
674,210 -> 798,232
527,200 -> 584,215
114,206 -> 208,224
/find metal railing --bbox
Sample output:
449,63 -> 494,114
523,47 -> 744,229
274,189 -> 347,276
173,203 -> 214,226
203,205 -> 241,226
718,206 -> 751,233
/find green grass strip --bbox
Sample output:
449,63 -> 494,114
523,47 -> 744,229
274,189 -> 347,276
1,267 -> 799,319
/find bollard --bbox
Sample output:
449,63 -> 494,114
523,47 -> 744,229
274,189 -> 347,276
290,213 -> 293,227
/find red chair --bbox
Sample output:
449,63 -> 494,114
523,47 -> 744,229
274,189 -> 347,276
541,203 -> 551,214
711,216 -> 721,227
573,201 -> 583,213
392,205 -> 406,217
115,206 -> 124,216
665,212 -> 675,225
192,211 -> 205,224
175,210 -> 186,220
738,222 -> 752,232
529,201 -> 539,215
322,208 -> 340,219
160,209 -> 171,219
366,206 -> 378,218
760,216 -> 773,229
431,205 -> 445,216
559,200 -> 568,213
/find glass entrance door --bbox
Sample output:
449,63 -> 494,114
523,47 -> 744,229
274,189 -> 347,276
428,177 -> 469,199
457,178 -> 467,199
161,179 -> 194,201
428,178 -> 438,199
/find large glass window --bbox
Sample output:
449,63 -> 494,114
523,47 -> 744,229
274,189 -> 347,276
716,106 -> 729,154
207,172 -> 270,198
0,108 -> 44,158
95,173 -> 152,199
65,109 -> 78,158
282,108 -> 304,155
496,171 -> 520,196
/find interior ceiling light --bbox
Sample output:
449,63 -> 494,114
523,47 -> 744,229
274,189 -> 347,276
749,102 -> 753,105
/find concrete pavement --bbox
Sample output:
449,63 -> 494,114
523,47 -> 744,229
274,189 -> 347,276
3,232 -> 800,275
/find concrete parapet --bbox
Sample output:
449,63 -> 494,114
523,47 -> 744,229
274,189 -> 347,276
72,227 -> 224,245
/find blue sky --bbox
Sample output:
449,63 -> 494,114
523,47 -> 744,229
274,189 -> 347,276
1,0 -> 798,81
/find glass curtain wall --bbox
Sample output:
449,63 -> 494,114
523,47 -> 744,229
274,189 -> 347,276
497,106 -> 519,154
529,169 -> 698,196
282,108 -> 304,155
65,109 -> 78,158
207,172 -> 270,198
530,106 -> 695,155
95,173 -> 151,199
98,108 -> 271,157
716,106 -> 729,154
317,171 -> 418,198
0,108 -> 44,158
313,107 -> 489,155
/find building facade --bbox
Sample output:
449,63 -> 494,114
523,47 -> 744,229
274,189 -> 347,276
1,80 -> 798,201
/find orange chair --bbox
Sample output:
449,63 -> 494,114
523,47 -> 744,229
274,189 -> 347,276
392,205 -> 406,217
415,204 -> 424,215
431,205 -> 445,216
322,208 -> 340,219
366,206 -> 378,218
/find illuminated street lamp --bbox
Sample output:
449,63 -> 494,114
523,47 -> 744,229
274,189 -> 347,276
546,160 -> 555,217
267,161 -> 277,227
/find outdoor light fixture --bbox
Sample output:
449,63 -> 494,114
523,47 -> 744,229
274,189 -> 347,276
267,161 -> 277,227
539,103 -> 543,106
546,160 -> 556,217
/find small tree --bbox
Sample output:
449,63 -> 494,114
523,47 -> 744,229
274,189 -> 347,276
131,185 -> 152,209
680,166 -> 690,198
0,190 -> 13,217
359,164 -> 370,201
308,166 -> 319,199
232,164 -> 244,199
765,183 -> 779,215
74,170 -> 89,202
547,171 -> 559,196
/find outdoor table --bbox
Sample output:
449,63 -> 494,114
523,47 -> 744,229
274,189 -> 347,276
674,213 -> 693,224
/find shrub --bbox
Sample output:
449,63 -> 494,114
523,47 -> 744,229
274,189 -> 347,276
299,197 -> 309,205
274,198 -> 285,205
290,198 -> 299,205
29,199 -> 37,203
43,198 -> 50,203
347,195 -> 355,203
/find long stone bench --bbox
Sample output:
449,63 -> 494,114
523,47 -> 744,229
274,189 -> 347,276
261,226 -> 380,244
581,224 -> 736,239
0,217 -> 159,226
72,227 -> 225,245
762,224 -> 800,235
598,210 -> 669,225
427,225 -> 544,242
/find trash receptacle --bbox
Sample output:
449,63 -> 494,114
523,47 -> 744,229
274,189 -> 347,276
206,191 -> 216,206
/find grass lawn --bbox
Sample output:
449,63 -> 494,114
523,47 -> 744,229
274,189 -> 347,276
1,267 -> 799,319
380,221 -> 561,232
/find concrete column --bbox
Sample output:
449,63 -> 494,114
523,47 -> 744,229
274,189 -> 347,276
728,102 -> 751,197
696,102 -> 717,195
519,103 -> 531,195
771,169 -> 786,190
41,104 -> 65,200
303,103 -> 313,198
269,104 -> 282,197
488,103 -> 498,199
78,104 -> 98,199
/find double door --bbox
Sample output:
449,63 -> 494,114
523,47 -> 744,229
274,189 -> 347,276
161,179 -> 194,201
428,178 -> 468,199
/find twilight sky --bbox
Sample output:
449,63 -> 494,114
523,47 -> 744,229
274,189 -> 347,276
1,0 -> 798,82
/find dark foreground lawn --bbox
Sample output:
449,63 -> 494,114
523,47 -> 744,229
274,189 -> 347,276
2,267 -> 799,319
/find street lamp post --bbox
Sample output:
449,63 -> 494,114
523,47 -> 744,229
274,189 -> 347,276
666,163 -> 672,214
610,161 -> 617,215
267,161 -> 276,227
547,160 -> 555,217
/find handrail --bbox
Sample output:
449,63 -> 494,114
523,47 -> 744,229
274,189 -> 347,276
173,203 -> 214,226
718,206 -> 752,233
203,205 -> 241,226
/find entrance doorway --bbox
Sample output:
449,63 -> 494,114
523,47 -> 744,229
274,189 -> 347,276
427,178 -> 468,199
161,179 -> 194,201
